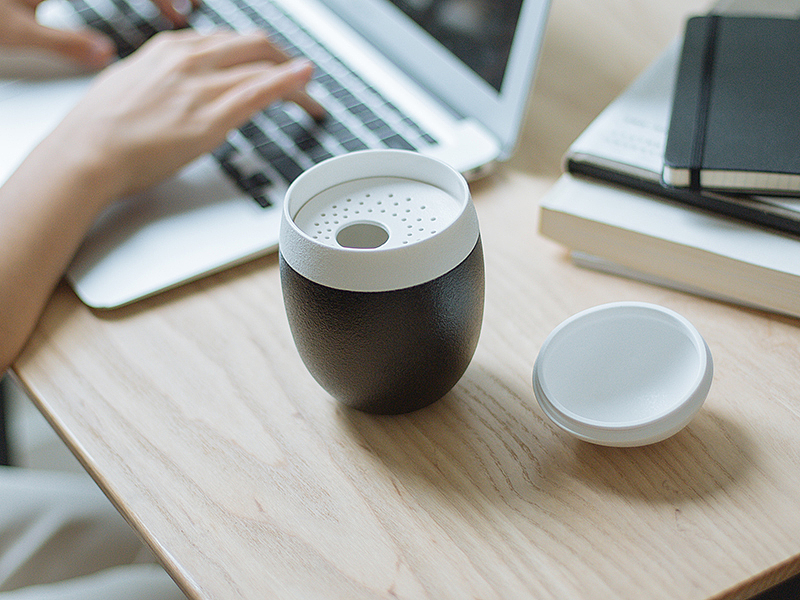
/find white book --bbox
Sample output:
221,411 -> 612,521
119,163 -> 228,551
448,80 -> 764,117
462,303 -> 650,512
539,174 -> 800,318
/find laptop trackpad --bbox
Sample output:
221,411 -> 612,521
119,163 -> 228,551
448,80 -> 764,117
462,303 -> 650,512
67,155 -> 282,308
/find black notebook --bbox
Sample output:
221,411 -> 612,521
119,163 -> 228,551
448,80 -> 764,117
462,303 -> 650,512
663,15 -> 800,196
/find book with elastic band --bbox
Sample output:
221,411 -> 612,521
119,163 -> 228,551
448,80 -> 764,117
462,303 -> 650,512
663,15 -> 800,195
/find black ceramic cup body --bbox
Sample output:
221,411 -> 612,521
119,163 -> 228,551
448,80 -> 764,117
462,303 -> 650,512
279,150 -> 484,414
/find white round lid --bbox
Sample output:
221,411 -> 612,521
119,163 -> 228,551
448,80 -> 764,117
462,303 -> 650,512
532,302 -> 713,447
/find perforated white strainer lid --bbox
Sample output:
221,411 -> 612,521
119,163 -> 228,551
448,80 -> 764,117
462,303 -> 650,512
532,302 -> 713,447
280,150 -> 478,292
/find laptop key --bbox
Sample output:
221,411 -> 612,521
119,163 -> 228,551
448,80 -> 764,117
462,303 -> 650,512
340,138 -> 369,152
381,134 -> 416,151
270,154 -> 304,183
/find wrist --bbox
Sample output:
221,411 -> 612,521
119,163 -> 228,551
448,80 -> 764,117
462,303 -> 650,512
37,118 -> 124,214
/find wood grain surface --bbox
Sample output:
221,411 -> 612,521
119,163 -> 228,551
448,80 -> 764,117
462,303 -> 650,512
14,0 -> 800,598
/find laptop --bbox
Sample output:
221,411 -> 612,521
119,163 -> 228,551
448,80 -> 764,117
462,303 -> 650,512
0,0 -> 550,308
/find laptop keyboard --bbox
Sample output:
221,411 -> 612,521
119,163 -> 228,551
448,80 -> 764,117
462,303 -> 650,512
69,0 -> 438,208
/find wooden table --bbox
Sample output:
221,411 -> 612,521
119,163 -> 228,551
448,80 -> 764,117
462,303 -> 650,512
13,0 -> 800,598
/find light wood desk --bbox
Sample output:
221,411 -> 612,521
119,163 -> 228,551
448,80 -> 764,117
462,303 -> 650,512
12,0 -> 800,598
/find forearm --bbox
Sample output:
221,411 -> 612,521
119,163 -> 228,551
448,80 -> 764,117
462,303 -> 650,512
0,131 -> 115,372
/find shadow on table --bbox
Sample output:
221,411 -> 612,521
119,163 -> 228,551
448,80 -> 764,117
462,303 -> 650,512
335,361 -> 754,512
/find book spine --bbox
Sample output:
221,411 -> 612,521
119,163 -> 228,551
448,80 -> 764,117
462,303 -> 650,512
663,15 -> 720,189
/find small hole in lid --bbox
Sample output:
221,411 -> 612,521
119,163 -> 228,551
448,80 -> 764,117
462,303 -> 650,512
336,222 -> 389,249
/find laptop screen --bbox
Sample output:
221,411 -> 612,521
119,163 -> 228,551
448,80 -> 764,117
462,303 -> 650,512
322,0 -> 549,157
386,0 -> 524,92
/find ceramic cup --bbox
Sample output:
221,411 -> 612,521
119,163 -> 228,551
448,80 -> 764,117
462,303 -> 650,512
279,150 -> 484,414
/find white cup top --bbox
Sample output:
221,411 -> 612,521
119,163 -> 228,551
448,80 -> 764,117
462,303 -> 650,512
292,177 -> 463,250
280,150 -> 479,292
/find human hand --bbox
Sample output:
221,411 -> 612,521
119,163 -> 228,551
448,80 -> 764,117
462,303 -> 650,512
44,29 -> 325,202
0,0 -> 201,68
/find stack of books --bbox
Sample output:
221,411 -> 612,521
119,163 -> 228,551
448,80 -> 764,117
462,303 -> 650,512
538,11 -> 800,318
